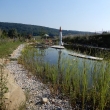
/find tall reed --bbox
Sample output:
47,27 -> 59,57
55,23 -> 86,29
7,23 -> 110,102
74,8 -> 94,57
18,46 -> 110,109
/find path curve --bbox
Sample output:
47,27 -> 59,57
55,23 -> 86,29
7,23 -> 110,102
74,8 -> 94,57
6,44 -> 72,110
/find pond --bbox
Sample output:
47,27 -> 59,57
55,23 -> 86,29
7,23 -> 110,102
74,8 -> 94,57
35,46 -> 108,87
36,46 -> 105,76
21,45 -> 110,109
36,46 -> 102,67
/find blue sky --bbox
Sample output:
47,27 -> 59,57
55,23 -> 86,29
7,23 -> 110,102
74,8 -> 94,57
0,0 -> 110,32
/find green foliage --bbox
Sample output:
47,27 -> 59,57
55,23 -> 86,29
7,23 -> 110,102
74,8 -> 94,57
1,30 -> 7,39
0,30 -> 2,37
39,27 -> 46,38
63,34 -> 110,48
0,64 -> 8,110
8,29 -> 18,39
0,39 -> 23,58
0,30 -> 8,39
0,22 -> 92,37
19,46 -> 110,109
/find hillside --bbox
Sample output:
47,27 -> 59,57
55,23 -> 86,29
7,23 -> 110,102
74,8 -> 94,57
0,22 -> 92,37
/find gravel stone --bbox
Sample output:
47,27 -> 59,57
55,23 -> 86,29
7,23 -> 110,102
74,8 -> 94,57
6,44 -> 73,110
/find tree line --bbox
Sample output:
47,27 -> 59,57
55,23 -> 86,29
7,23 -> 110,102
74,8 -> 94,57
0,28 -> 32,40
0,22 -> 92,37
63,33 -> 110,48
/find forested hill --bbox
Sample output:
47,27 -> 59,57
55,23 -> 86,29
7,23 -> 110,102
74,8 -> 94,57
0,22 -> 92,36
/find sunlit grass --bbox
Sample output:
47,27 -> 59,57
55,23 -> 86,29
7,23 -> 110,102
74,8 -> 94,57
18,46 -> 110,109
0,39 -> 23,58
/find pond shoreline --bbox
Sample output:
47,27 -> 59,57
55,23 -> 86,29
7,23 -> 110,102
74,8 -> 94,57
64,43 -> 110,60
6,43 -> 72,110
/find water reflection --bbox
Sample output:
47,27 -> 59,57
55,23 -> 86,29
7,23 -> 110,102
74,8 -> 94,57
58,50 -> 61,71
36,47 -> 102,68
37,47 -> 108,79
58,50 -> 62,84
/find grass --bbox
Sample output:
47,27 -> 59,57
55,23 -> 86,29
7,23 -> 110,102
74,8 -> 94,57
65,45 -> 110,61
0,38 -> 23,58
0,38 -> 24,109
0,64 -> 8,110
18,45 -> 110,110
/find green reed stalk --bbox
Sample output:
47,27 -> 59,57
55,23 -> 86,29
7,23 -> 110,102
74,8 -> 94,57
19,45 -> 110,109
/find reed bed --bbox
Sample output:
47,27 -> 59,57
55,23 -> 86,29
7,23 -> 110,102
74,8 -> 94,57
18,46 -> 110,110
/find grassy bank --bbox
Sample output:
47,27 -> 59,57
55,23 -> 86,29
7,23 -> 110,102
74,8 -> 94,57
0,38 -> 24,109
65,45 -> 110,61
0,39 -> 23,58
18,46 -> 110,110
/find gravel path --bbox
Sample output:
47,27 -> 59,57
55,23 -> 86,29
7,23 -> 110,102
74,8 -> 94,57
6,44 -> 72,110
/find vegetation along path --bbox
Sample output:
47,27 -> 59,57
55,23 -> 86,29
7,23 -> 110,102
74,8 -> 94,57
6,43 -> 72,110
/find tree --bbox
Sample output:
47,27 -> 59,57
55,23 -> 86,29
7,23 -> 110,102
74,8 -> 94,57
0,29 -> 8,39
8,29 -> 18,39
1,30 -> 7,38
27,34 -> 32,39
0,29 -> 2,38
39,27 -> 47,39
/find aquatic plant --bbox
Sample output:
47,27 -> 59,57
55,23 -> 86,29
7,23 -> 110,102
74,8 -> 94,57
18,46 -> 110,109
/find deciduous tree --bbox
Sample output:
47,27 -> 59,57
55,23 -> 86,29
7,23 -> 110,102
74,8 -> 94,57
8,29 -> 18,39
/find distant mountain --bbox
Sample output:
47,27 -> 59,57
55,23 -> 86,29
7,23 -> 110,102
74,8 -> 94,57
0,22 -> 92,36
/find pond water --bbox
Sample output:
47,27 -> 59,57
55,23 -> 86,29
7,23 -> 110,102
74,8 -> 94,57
35,46 -> 108,87
36,46 -> 102,69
